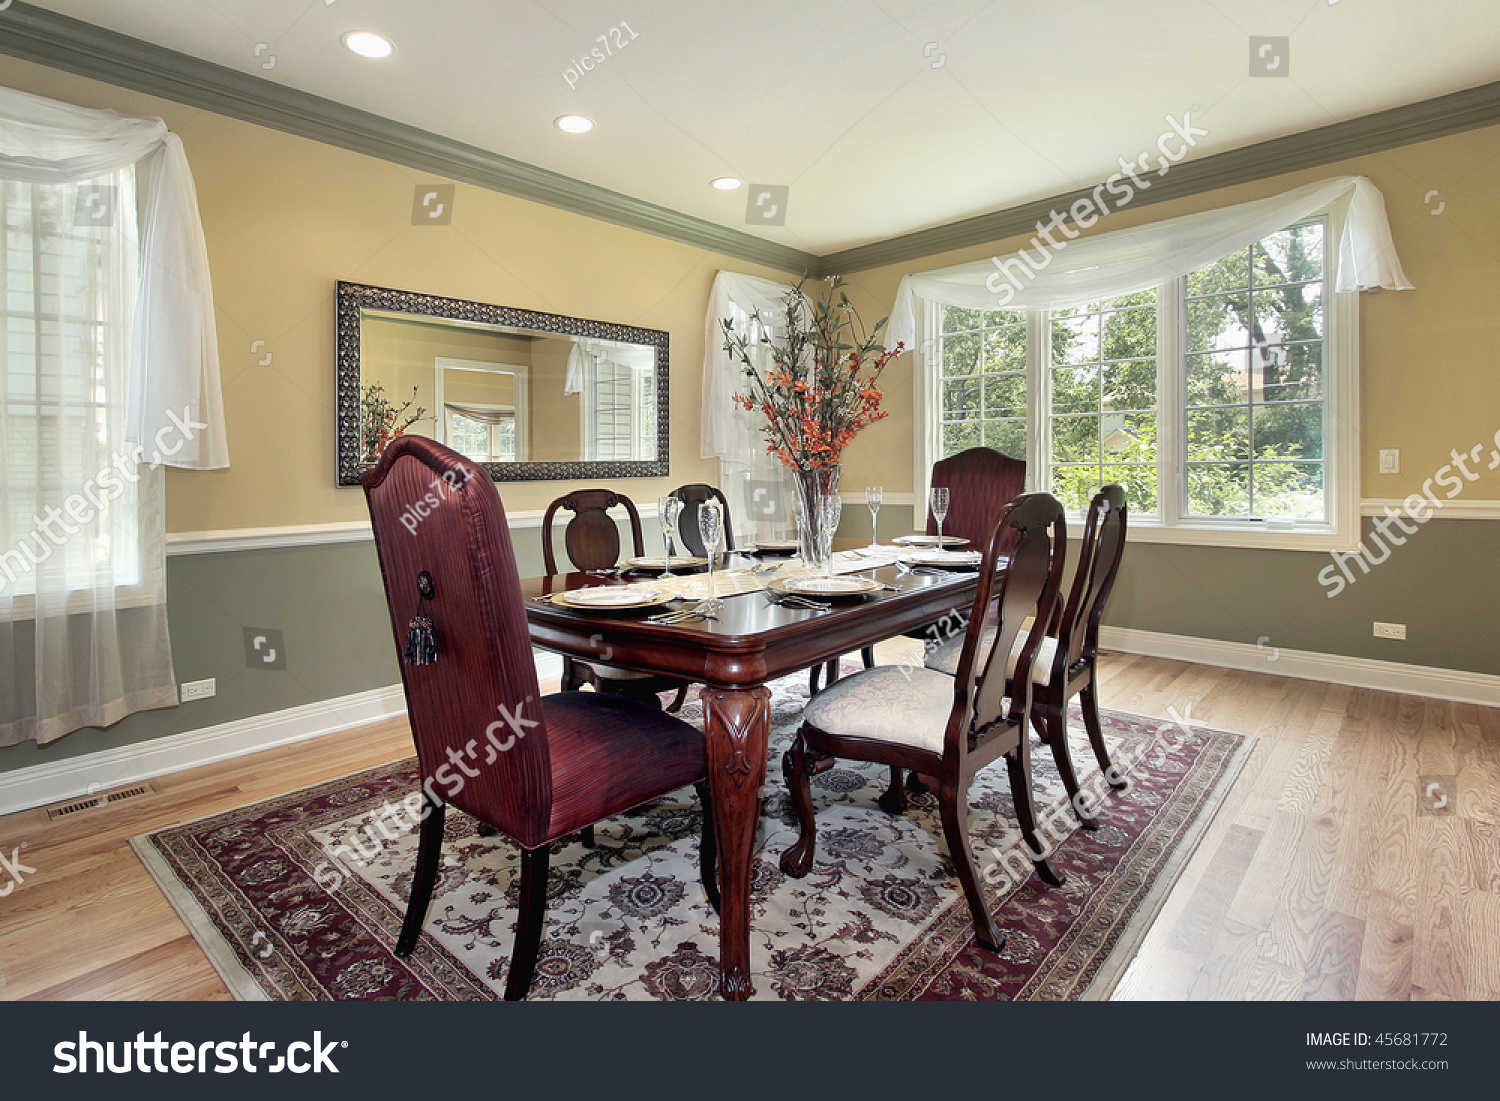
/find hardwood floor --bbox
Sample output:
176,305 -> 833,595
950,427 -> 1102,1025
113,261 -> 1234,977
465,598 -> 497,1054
0,649 -> 1494,1001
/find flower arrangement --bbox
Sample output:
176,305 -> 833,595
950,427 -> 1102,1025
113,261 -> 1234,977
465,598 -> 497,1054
722,275 -> 904,472
361,382 -> 426,463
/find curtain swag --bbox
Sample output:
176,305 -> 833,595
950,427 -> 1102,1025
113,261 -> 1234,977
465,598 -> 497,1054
888,175 -> 1414,350
0,85 -> 228,469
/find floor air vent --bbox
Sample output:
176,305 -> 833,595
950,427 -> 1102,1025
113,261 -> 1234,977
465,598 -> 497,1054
45,782 -> 157,820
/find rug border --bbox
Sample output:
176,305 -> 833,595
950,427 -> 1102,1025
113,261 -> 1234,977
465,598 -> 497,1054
1078,721 -> 1258,1001
129,834 -> 272,1002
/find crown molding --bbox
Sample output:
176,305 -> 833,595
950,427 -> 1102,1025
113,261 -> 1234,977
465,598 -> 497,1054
5,2 -> 1499,280
0,2 -> 816,275
819,79 -> 1500,274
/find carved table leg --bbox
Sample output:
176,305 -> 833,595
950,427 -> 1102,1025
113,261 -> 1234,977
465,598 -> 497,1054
701,685 -> 772,1001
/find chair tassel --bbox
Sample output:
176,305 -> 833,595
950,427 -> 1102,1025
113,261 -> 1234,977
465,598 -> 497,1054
404,570 -> 439,666
404,612 -> 437,666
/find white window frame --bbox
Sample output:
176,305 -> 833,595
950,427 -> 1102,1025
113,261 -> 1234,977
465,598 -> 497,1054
433,357 -> 530,460
914,201 -> 1360,552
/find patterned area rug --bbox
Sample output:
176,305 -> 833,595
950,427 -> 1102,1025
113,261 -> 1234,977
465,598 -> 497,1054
133,667 -> 1253,1001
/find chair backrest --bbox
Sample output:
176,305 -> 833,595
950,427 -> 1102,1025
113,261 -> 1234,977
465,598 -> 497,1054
1054,484 -> 1128,672
671,483 -> 736,556
363,436 -> 554,848
927,447 -> 1027,548
541,489 -> 646,575
945,492 -> 1067,754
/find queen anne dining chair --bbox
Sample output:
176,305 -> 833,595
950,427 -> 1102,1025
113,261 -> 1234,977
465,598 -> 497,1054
541,488 -> 690,713
925,485 -> 1130,828
669,483 -> 736,557
364,437 -> 718,1000
780,492 -> 1069,952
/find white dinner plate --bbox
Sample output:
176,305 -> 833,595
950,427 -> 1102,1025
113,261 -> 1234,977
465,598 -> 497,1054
775,575 -> 882,598
902,549 -> 983,568
892,534 -> 969,547
552,587 -> 672,611
621,555 -> 708,571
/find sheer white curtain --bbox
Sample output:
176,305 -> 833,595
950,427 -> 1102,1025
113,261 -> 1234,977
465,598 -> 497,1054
0,86 -> 227,747
889,175 -> 1413,347
702,271 -> 800,543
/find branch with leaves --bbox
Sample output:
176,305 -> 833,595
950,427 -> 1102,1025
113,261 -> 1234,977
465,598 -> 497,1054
721,275 -> 905,471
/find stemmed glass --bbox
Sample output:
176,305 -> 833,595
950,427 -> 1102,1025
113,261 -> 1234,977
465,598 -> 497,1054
699,497 -> 724,596
930,486 -> 950,546
866,485 -> 883,548
659,495 -> 683,579
820,493 -> 842,580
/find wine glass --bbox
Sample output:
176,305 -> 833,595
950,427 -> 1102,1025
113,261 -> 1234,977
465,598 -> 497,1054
820,493 -> 842,580
659,495 -> 683,578
699,497 -> 724,596
930,486 -> 950,546
866,485 -> 883,548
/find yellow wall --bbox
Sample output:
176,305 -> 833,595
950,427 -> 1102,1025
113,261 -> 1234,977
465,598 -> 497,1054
835,124 -> 1500,503
0,55 -> 794,532
528,335 -> 583,462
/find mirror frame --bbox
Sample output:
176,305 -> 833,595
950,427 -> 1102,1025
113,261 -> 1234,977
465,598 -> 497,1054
336,281 -> 670,485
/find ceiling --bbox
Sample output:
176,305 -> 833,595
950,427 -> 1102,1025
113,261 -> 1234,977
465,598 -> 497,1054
23,0 -> 1500,255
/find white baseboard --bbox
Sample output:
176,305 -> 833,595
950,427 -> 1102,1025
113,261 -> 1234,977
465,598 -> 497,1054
1099,626 -> 1500,708
0,684 -> 409,818
0,651 -> 571,819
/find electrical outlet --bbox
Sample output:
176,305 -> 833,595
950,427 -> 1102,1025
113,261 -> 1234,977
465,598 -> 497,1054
1372,622 -> 1406,640
180,678 -> 216,702
1379,449 -> 1400,474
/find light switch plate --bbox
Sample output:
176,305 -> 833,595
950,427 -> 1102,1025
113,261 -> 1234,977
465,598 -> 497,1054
180,678 -> 215,702
1379,449 -> 1400,474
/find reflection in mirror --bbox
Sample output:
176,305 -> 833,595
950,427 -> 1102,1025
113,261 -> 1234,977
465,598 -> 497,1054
337,283 -> 668,484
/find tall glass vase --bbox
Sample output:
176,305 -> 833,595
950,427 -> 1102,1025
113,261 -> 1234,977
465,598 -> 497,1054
791,465 -> 841,571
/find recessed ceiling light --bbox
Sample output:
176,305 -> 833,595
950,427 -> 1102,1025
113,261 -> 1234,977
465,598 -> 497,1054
711,176 -> 744,191
554,114 -> 595,134
342,31 -> 394,59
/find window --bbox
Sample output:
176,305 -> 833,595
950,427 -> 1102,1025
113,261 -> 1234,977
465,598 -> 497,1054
921,212 -> 1353,549
445,405 -> 516,463
582,357 -> 654,461
2,172 -> 144,599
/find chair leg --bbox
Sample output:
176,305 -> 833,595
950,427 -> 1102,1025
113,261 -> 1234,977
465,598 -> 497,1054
779,730 -> 819,878
906,770 -> 931,795
1080,676 -> 1125,789
505,846 -> 551,1001
1032,704 -> 1098,831
666,684 -> 688,713
1005,734 -> 1065,888
579,825 -> 596,849
861,646 -> 875,669
808,665 -> 821,694
560,656 -> 582,693
824,658 -> 841,686
877,765 -> 908,815
937,779 -> 1005,953
394,798 -> 446,958
476,822 -> 499,837
695,781 -> 720,915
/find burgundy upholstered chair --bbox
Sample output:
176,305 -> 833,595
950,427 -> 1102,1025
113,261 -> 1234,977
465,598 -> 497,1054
542,488 -> 689,713
926,485 -> 1130,826
925,446 -> 1028,548
364,437 -> 717,1000
780,493 -> 1069,953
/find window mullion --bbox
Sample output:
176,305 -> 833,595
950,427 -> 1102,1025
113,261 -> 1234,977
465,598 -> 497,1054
1158,279 -> 1184,527
1027,308 -> 1049,494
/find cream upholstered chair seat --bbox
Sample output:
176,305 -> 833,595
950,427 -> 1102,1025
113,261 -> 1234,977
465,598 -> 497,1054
925,626 -> 1057,684
803,667 -> 972,755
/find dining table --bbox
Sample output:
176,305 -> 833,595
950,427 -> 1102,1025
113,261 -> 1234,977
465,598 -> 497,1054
522,550 -> 985,1000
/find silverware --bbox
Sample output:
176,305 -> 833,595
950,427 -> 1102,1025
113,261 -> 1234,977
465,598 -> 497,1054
644,598 -> 721,624
763,589 -> 830,611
